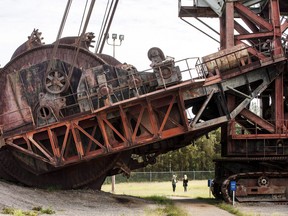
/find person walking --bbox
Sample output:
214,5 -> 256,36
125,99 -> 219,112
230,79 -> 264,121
172,175 -> 177,192
183,174 -> 188,192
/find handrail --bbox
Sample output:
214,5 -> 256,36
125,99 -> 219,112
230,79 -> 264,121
39,57 -> 206,122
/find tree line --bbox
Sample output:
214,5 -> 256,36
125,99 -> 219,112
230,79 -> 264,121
139,129 -> 221,172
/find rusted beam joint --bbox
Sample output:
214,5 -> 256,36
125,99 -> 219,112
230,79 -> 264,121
234,2 -> 273,32
227,86 -> 252,99
115,161 -> 131,177
235,32 -> 274,40
189,89 -> 216,127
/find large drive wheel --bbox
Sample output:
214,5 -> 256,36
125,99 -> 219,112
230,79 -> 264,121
0,44 -> 123,189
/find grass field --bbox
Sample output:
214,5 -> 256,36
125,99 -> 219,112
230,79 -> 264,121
102,180 -> 212,198
102,180 -> 288,216
102,180 -> 213,216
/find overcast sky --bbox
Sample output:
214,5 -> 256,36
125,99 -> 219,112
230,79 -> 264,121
0,0 -> 219,70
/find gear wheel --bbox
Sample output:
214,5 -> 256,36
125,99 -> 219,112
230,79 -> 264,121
45,69 -> 68,94
257,176 -> 269,187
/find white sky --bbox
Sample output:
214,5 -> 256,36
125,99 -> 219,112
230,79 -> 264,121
0,0 -> 220,71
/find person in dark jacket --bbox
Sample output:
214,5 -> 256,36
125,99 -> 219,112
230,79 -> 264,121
182,174 -> 188,192
171,175 -> 177,192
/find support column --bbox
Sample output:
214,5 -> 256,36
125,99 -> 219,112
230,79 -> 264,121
224,94 -> 236,156
225,1 -> 235,48
275,74 -> 284,133
271,0 -> 282,55
270,0 -> 284,132
219,16 -> 226,49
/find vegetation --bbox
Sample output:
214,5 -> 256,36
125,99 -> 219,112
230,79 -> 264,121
217,203 -> 247,216
159,204 -> 188,216
2,208 -> 15,215
139,129 -> 221,172
144,196 -> 188,216
32,206 -> 55,215
2,207 -> 36,216
2,206 -> 55,216
102,181 -> 254,216
144,195 -> 172,205
102,180 -> 211,198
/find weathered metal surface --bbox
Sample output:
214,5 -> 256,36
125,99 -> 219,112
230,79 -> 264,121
180,0 -> 288,202
202,44 -> 249,73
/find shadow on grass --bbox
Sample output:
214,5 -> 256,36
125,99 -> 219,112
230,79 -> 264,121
143,196 -> 188,216
195,197 -> 222,204
143,195 -> 172,205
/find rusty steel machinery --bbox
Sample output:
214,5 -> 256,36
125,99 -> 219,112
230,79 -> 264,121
179,0 -> 288,202
0,0 -> 288,203
0,25 -> 199,189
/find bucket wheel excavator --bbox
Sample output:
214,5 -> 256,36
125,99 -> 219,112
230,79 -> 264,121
1,0 -> 288,204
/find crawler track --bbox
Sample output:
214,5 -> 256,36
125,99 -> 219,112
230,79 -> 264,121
221,172 -> 288,203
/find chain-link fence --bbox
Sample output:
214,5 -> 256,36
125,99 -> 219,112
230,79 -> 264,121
104,171 -> 214,184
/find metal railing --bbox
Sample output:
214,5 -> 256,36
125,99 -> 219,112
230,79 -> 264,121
231,139 -> 288,156
44,57 -> 206,125
231,119 -> 288,156
233,119 -> 288,135
140,57 -> 205,81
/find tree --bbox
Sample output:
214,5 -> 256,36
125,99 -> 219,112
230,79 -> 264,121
140,129 -> 221,172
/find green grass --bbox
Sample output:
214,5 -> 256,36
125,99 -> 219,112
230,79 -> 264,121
144,195 -> 172,205
2,206 -> 55,216
2,207 -> 15,215
2,207 -> 37,216
102,180 -> 211,198
102,180 -> 211,216
217,203 -> 246,216
161,204 -> 188,216
143,195 -> 188,216
32,206 -> 55,215
102,180 -> 254,216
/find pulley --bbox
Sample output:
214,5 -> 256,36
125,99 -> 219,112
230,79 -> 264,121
45,69 -> 69,94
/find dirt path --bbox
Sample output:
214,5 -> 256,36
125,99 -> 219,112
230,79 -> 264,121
170,196 -> 233,216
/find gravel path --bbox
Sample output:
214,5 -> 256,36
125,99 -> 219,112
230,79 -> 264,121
236,202 -> 288,216
0,181 -> 157,216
